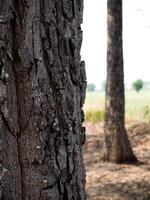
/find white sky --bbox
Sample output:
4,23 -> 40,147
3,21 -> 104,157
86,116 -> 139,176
81,0 -> 150,89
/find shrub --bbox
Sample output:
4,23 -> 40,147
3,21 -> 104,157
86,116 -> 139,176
143,105 -> 150,123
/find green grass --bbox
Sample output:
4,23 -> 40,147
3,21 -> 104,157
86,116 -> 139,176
85,110 -> 105,123
84,90 -> 150,123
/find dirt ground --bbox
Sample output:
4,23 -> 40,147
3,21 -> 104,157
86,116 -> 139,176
84,123 -> 150,200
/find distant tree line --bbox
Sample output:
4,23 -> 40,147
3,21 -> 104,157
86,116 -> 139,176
87,79 -> 150,92
87,83 -> 96,91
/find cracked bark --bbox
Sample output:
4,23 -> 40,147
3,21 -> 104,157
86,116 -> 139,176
0,0 -> 86,199
103,0 -> 137,163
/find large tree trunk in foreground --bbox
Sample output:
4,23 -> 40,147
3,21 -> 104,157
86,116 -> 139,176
0,0 -> 86,199
103,0 -> 137,163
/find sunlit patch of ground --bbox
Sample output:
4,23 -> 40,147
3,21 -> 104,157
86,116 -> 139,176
84,123 -> 150,200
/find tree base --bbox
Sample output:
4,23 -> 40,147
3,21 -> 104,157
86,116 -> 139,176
102,149 -> 138,164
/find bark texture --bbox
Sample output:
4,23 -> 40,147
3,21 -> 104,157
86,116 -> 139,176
0,0 -> 86,199
103,0 -> 137,163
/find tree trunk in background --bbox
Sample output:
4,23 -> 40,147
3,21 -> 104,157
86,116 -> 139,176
0,0 -> 86,199
103,0 -> 137,163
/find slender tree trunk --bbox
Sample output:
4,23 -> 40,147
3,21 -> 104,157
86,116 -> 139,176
103,0 -> 137,163
0,0 -> 86,199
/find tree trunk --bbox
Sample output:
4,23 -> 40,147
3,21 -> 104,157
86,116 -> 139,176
0,0 -> 86,199
103,0 -> 137,163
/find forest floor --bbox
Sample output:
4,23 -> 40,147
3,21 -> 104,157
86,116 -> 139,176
84,122 -> 150,200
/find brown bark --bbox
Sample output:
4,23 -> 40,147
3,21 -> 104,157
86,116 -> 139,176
0,0 -> 86,199
103,0 -> 137,163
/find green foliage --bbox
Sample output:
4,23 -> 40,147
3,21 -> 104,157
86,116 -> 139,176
85,110 -> 105,123
87,83 -> 96,92
143,105 -> 150,123
132,79 -> 143,92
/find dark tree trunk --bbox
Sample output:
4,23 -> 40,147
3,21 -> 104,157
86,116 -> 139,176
0,0 -> 86,199
103,0 -> 137,163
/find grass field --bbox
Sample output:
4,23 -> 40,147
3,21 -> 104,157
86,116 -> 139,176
84,90 -> 150,123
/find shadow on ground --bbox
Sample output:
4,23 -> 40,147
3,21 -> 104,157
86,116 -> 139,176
84,123 -> 150,200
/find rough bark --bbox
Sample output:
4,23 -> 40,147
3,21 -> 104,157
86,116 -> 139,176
103,0 -> 137,163
0,0 -> 86,199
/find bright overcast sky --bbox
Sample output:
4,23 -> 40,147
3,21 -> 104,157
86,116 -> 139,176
81,0 -> 150,89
